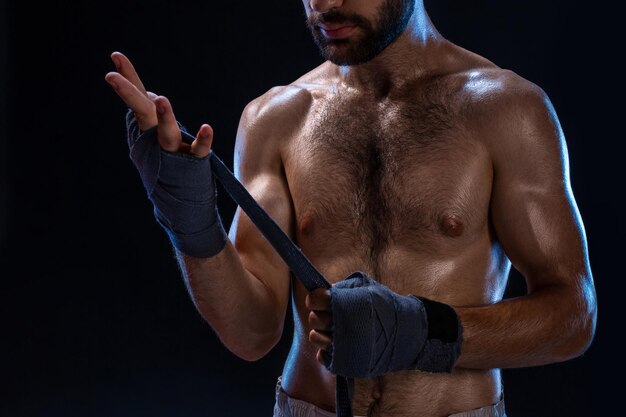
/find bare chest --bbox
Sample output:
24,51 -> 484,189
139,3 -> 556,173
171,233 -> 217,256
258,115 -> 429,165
283,91 -> 493,283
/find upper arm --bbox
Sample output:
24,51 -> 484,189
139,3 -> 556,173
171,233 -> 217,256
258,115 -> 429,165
227,87 -> 307,329
487,79 -> 594,297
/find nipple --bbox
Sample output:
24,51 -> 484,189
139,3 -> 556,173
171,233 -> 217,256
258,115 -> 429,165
440,214 -> 464,237
298,214 -> 314,235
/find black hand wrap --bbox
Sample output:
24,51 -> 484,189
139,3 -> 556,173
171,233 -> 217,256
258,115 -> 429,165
126,110 -> 227,258
323,271 -> 462,378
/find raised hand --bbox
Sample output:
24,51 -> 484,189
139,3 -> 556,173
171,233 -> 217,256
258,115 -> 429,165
104,51 -> 228,259
104,51 -> 213,158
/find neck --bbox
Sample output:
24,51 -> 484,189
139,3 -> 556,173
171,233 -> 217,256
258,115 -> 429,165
337,4 -> 446,95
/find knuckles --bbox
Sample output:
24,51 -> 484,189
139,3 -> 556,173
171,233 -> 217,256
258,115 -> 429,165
306,288 -> 331,310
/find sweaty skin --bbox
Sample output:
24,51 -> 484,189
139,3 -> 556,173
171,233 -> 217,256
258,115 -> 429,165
105,1 -> 596,416
263,54 -> 595,416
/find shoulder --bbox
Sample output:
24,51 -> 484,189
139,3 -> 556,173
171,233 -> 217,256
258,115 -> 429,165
234,63 -> 334,170
239,85 -> 311,138
450,66 -> 550,115
239,62 -> 335,139
452,68 -> 570,188
450,67 -> 563,159
421,42 -> 556,136
455,68 -> 557,134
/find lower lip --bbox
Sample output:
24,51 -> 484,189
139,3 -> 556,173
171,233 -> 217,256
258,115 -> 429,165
320,26 -> 356,39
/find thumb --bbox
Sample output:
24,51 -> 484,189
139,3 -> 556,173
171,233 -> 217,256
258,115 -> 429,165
191,124 -> 214,158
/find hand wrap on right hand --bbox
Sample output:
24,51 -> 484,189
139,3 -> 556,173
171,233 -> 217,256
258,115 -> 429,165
126,109 -> 227,258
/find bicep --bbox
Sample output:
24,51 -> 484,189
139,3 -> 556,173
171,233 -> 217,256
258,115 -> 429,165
489,87 -> 591,291
227,100 -> 294,322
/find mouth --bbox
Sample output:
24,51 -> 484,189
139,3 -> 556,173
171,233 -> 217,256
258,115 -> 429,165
318,24 -> 357,39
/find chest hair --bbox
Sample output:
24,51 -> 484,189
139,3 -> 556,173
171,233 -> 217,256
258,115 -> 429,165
290,81 -> 481,276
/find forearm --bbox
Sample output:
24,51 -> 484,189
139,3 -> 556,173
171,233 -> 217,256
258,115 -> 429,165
175,239 -> 284,361
455,281 -> 596,369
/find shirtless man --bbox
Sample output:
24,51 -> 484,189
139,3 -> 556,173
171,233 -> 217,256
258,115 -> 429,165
104,1 -> 597,416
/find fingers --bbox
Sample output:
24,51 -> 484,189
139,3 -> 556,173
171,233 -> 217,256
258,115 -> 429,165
308,310 -> 332,331
307,288 -> 333,355
316,349 -> 328,365
306,288 -> 331,311
309,329 -> 332,348
110,51 -> 148,97
106,51 -> 212,158
105,51 -> 158,132
191,124 -> 214,158
154,96 -> 183,153
105,72 -> 157,131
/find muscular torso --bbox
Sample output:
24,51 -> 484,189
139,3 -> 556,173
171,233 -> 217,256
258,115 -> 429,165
274,54 -> 512,416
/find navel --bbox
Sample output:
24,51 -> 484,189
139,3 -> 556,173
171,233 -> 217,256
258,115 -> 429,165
439,213 -> 464,237
371,383 -> 383,401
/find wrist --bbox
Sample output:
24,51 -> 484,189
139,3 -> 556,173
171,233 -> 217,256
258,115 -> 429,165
411,295 -> 463,373
126,114 -> 226,258
158,209 -> 228,258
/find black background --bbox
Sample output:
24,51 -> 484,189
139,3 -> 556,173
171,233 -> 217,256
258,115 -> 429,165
1,1 -> 621,416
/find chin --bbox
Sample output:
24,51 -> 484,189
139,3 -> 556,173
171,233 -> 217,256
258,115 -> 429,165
326,52 -> 377,66
321,45 -> 365,66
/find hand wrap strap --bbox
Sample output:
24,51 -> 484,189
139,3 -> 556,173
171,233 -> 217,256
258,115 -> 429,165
324,271 -> 462,378
124,109 -> 461,416
126,110 -> 227,258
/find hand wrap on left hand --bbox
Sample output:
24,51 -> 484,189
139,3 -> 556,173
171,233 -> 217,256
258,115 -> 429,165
126,110 -> 227,258
323,271 -> 462,378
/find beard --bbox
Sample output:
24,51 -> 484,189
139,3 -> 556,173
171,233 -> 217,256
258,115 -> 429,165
306,0 -> 415,66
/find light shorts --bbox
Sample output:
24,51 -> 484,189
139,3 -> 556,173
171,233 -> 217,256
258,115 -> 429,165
272,376 -> 507,417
